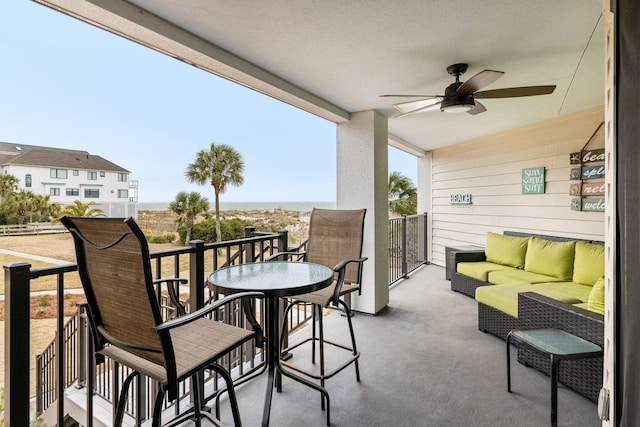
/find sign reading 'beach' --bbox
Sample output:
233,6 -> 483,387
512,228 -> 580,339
522,167 -> 545,194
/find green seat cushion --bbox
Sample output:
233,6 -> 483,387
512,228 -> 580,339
485,232 -> 529,268
488,269 -> 563,285
475,283 -> 582,318
456,261 -> 516,282
587,276 -> 605,315
573,302 -> 589,310
573,242 -> 605,286
534,282 -> 594,303
524,237 -> 575,280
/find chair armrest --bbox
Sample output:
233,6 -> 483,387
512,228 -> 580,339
332,257 -> 368,303
517,292 -> 604,345
266,251 -> 307,262
152,291 -> 266,347
153,278 -> 188,316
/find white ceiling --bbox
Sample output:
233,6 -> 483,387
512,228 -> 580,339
37,0 -> 604,154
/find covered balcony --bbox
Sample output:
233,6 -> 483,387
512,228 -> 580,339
3,217 -> 599,426
10,0 -> 640,425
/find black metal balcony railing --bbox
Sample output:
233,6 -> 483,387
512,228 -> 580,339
4,215 -> 428,426
389,213 -> 429,285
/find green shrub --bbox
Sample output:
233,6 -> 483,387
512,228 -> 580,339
178,218 -> 254,243
148,233 -> 177,244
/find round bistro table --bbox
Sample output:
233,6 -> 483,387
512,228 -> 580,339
207,261 -> 334,427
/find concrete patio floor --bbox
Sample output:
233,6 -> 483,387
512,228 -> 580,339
198,263 -> 601,427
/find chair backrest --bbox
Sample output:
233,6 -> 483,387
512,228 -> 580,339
305,208 -> 366,284
61,216 -> 165,365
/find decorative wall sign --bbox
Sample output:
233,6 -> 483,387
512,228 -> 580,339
570,168 -> 582,180
570,148 -> 605,165
581,182 -> 605,196
569,183 -> 581,196
582,198 -> 605,212
569,121 -> 605,212
581,149 -> 605,164
522,167 -> 545,194
581,165 -> 606,180
450,194 -> 472,205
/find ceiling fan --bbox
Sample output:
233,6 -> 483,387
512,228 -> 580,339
382,63 -> 556,117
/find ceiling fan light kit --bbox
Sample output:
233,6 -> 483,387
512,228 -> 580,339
383,63 -> 556,117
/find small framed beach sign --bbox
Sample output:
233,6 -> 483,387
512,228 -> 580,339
522,167 -> 545,194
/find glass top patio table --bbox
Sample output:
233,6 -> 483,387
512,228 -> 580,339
506,328 -> 602,427
207,261 -> 334,427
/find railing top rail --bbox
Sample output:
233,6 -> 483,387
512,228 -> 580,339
149,246 -> 194,259
203,232 -> 281,250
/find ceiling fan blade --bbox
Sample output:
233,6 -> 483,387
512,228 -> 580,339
394,98 -> 443,117
457,70 -> 504,94
475,85 -> 556,99
381,94 -> 441,98
466,101 -> 487,115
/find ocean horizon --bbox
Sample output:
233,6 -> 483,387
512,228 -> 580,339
137,201 -> 337,212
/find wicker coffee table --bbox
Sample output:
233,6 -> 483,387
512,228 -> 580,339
506,328 -> 602,427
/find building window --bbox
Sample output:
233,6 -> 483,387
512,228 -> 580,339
66,188 -> 79,196
50,168 -> 68,179
87,172 -> 97,180
118,173 -> 128,182
117,189 -> 129,199
100,171 -> 105,177
84,189 -> 99,198
25,174 -> 31,188
73,170 -> 79,176
50,188 -> 60,196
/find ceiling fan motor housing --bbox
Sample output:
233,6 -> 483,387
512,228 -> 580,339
440,82 -> 475,112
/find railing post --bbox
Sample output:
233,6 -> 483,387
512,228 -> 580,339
277,230 -> 289,253
189,240 -> 206,311
244,226 -> 256,262
422,212 -> 429,265
4,262 -> 32,427
401,215 -> 409,278
188,239 -> 206,412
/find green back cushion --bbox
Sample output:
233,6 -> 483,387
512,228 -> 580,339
573,241 -> 605,286
485,232 -> 529,268
524,237 -> 575,280
587,276 -> 605,315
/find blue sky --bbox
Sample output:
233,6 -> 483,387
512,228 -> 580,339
1,2 -> 416,203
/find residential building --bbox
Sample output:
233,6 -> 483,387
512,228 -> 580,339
0,142 -> 138,217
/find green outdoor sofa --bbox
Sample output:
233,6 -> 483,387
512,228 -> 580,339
451,231 -> 605,402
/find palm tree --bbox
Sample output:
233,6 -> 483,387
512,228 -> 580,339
185,142 -> 244,242
0,173 -> 19,198
168,191 -> 210,243
388,171 -> 417,216
53,201 -> 105,223
2,189 -> 36,225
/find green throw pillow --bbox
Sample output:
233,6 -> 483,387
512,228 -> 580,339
587,276 -> 605,315
524,237 -> 575,280
485,232 -> 529,268
573,241 -> 605,286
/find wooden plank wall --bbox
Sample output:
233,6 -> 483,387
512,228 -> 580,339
430,106 -> 605,266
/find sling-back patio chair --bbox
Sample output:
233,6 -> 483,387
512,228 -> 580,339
269,208 -> 367,401
61,216 -> 265,427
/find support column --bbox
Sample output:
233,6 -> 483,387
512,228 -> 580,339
336,110 -> 389,314
417,153 -> 432,263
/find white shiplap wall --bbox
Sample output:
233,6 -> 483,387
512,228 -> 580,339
430,106 -> 605,266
